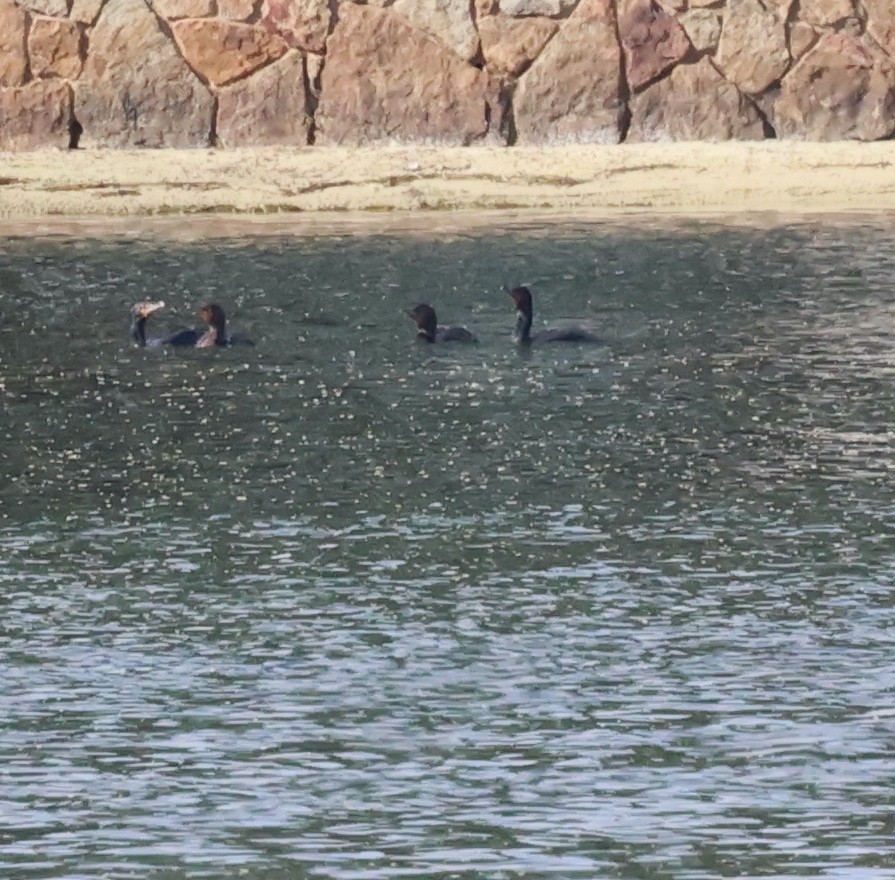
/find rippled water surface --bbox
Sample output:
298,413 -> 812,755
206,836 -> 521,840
2,214 -> 895,878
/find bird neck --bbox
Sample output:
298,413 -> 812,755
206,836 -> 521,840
197,316 -> 226,348
131,315 -> 147,347
514,310 -> 532,343
196,327 -> 219,348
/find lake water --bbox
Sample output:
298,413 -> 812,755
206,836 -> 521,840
1,213 -> 895,878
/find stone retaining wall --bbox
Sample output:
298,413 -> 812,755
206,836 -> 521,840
0,0 -> 892,151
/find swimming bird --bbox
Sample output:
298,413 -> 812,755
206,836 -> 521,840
408,303 -> 477,343
130,300 -> 167,347
163,302 -> 254,347
507,286 -> 599,345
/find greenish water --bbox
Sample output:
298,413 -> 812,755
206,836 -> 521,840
2,216 -> 895,878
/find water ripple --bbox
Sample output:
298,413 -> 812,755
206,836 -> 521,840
2,219 -> 895,878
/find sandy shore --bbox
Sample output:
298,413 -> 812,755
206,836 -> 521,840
2,141 -> 895,226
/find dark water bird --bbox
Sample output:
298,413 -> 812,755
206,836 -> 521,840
408,303 -> 477,343
507,285 -> 600,345
130,299 -> 167,347
148,302 -> 254,348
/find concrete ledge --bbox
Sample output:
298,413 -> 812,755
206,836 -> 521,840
2,142 -> 895,220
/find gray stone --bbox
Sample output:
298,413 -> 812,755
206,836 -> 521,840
18,0 -> 69,15
218,0 -> 256,18
776,32 -> 895,140
627,57 -> 765,141
515,0 -> 623,144
867,2 -> 895,60
74,0 -> 214,147
69,0 -> 104,23
152,0 -> 214,17
789,21 -> 817,61
799,0 -> 854,27
716,0 -> 789,95
305,51 -> 323,100
500,0 -> 578,17
392,0 -> 480,62
679,8 -> 721,55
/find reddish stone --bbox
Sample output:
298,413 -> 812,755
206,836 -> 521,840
479,14 -> 557,78
171,19 -> 289,87
217,50 -> 309,146
316,4 -> 503,145
260,0 -> 329,54
776,33 -> 895,140
0,0 -> 27,88
627,58 -> 765,141
75,0 -> 214,147
619,0 -> 691,93
29,18 -> 84,80
514,0 -> 624,144
0,80 -> 72,149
